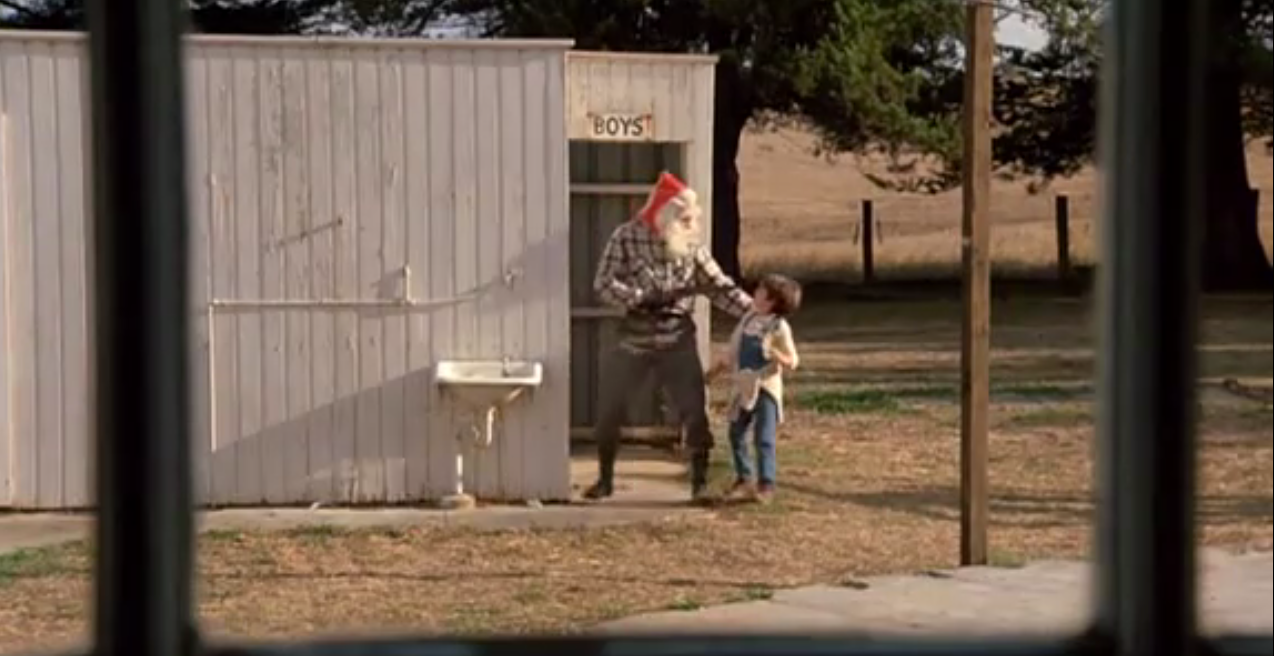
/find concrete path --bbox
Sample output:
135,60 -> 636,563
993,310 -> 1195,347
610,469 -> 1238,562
1,451 -> 693,556
594,548 -> 1273,638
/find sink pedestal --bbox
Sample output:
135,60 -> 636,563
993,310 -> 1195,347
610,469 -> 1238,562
438,493 -> 476,510
432,359 -> 545,510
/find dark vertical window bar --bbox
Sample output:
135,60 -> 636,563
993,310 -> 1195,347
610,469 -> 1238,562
84,0 -> 196,653
1094,0 -> 1205,652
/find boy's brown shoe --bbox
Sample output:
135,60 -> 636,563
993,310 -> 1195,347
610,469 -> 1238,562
727,479 -> 756,502
755,483 -> 775,505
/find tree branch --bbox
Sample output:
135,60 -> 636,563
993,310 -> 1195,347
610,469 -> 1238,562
0,0 -> 40,17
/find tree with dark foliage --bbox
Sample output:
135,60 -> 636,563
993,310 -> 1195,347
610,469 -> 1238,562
993,0 -> 1273,290
441,0 -> 965,281
8,0 -> 1268,288
1,0 -> 318,32
445,0 -> 1273,289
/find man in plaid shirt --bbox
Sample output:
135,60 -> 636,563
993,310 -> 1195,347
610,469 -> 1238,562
584,172 -> 752,503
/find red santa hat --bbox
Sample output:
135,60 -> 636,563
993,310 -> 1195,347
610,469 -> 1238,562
636,171 -> 697,234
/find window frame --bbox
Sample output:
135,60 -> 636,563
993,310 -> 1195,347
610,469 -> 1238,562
78,0 -> 1274,652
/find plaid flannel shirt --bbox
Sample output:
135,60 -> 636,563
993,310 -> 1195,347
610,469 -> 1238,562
593,220 -> 752,352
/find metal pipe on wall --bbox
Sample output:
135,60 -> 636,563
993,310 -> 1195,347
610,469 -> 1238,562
209,297 -> 478,309
205,264 -> 520,310
200,264 -> 525,503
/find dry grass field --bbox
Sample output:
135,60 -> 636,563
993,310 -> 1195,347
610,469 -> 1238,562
1,128 -> 1270,652
737,126 -> 1274,281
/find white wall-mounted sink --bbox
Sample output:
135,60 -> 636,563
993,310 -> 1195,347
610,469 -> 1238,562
433,359 -> 544,509
434,359 -> 544,410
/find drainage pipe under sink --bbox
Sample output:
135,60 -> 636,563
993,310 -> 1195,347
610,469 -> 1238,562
445,405 -> 498,509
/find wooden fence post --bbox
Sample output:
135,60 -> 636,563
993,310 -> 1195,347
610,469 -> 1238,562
1055,194 -> 1072,280
861,200 -> 875,284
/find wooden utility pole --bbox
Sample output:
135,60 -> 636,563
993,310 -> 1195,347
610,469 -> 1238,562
960,0 -> 993,567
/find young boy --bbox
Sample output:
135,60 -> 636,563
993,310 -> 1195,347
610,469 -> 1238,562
708,274 -> 802,504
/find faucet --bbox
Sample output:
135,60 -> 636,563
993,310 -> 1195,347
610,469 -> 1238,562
501,356 -> 511,376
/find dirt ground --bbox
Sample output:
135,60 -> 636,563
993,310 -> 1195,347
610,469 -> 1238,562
2,296 -> 1269,652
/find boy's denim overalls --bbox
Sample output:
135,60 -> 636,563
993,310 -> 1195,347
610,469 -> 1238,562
728,317 -> 779,485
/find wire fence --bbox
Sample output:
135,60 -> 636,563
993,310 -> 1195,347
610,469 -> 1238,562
740,188 -> 1274,284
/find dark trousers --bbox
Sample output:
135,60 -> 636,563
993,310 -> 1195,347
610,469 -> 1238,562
593,335 -> 713,487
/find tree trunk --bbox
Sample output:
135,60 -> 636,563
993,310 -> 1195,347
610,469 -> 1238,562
710,62 -> 752,283
1201,0 -> 1274,291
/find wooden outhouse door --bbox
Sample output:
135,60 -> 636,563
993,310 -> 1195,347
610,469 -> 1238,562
567,141 -> 688,449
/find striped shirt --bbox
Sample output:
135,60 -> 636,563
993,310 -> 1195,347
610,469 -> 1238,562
593,220 -> 752,351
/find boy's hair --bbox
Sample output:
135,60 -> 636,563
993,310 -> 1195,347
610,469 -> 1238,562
758,274 -> 803,317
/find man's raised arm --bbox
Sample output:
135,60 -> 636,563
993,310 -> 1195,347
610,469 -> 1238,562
593,226 -> 643,310
692,247 -> 752,318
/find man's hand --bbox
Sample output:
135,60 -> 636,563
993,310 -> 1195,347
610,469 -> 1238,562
634,289 -> 670,313
635,284 -> 729,313
691,248 -> 753,319
634,287 -> 691,313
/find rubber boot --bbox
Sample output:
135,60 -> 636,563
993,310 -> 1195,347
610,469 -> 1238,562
584,444 -> 617,500
689,449 -> 712,505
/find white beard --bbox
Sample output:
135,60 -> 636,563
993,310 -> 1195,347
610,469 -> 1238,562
657,208 -> 703,260
664,225 -> 700,259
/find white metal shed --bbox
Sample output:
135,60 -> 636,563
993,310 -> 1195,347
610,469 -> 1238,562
0,31 -> 717,509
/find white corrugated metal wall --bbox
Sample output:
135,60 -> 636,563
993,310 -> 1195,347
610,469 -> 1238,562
0,32 -> 574,507
0,34 -> 93,509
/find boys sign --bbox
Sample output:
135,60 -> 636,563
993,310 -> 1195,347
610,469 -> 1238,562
586,111 -> 654,141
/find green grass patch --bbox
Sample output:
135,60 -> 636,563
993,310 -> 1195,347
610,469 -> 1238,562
994,382 -> 1092,401
891,384 -> 960,399
0,543 -> 81,586
795,382 -> 1094,416
1236,403 -> 1273,419
201,529 -> 245,543
511,585 -> 549,605
796,389 -> 906,415
1200,396 -> 1272,414
666,596 -> 705,612
988,549 -> 1029,569
281,524 -> 350,543
999,405 -> 1093,429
